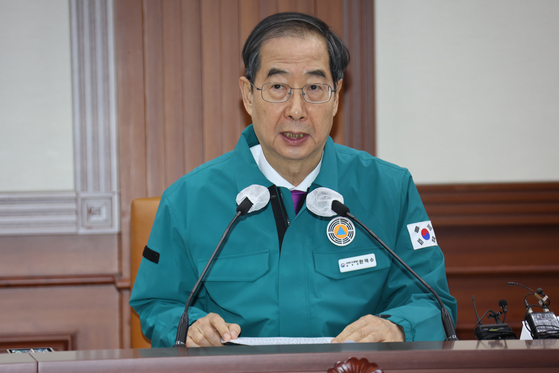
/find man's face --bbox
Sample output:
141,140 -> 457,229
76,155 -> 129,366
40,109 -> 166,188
240,34 -> 342,178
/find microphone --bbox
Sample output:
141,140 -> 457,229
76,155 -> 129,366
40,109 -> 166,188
306,187 -> 459,341
498,299 -> 508,323
306,187 -> 344,217
472,296 -> 516,340
174,185 -> 270,347
236,184 -> 270,214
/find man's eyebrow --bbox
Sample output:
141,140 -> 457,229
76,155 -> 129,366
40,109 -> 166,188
266,68 -> 287,79
265,68 -> 328,80
306,69 -> 327,78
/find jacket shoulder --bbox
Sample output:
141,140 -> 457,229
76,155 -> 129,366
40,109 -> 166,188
163,151 -> 235,199
332,143 -> 411,179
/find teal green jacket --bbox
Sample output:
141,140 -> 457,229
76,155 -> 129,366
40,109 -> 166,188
130,125 -> 457,347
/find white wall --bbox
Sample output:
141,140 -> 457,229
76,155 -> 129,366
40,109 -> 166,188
375,0 -> 559,184
0,0 -> 74,192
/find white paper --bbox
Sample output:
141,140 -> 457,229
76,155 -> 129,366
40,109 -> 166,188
226,337 -> 333,346
520,321 -> 532,340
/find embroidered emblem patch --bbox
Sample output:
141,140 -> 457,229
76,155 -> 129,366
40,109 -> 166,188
327,217 -> 355,246
406,220 -> 438,250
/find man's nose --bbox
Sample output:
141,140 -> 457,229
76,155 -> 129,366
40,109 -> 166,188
285,89 -> 307,121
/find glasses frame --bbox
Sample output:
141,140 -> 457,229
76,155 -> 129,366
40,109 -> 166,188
250,82 -> 337,104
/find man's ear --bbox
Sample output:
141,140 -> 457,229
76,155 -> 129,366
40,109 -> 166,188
239,77 -> 254,116
332,79 -> 343,117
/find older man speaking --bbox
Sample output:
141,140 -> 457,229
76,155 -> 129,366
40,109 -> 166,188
130,12 -> 457,348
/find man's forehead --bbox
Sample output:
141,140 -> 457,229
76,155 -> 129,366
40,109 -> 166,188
257,35 -> 331,79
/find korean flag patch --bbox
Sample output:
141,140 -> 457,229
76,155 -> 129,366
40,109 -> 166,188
406,220 -> 437,250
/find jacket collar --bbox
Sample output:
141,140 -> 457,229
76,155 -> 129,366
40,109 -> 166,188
233,125 -> 273,192
311,136 -> 339,193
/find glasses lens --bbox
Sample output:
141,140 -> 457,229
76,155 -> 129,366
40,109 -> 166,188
262,83 -> 290,102
303,84 -> 331,103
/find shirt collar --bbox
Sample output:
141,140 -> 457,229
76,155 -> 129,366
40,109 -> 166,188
250,144 -> 322,192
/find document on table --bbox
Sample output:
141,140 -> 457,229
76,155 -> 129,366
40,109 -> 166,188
226,337 -> 334,346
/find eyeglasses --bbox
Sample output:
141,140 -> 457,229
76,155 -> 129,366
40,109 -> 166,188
251,82 -> 336,104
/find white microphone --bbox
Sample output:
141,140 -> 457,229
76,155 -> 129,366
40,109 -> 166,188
306,187 -> 344,217
175,184 -> 269,347
236,184 -> 270,214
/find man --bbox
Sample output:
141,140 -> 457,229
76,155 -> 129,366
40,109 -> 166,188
130,12 -> 457,348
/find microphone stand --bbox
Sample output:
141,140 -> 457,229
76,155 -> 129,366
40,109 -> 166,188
174,198 -> 253,347
332,201 -> 459,341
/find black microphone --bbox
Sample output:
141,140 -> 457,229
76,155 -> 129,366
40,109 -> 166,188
174,185 -> 270,347
472,296 -> 516,340
498,299 -> 508,323
306,187 -> 459,341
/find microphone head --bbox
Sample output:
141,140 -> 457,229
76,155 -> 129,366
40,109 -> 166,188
498,299 -> 508,308
306,187 -> 344,217
236,185 -> 270,215
331,200 -> 350,217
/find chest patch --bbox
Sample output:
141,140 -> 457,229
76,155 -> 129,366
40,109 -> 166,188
327,217 -> 355,246
339,253 -> 377,273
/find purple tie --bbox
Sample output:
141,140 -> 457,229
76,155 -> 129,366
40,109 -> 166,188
291,190 -> 307,215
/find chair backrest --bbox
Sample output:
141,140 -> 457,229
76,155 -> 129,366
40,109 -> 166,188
130,197 -> 161,349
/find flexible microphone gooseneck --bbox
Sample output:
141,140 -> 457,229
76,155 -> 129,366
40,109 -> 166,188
174,185 -> 270,347
306,187 -> 459,341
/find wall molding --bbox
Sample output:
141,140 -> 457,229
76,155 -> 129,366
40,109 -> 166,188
446,265 -> 559,277
0,332 -> 76,351
0,0 -> 118,236
418,182 -> 559,227
0,274 -> 120,289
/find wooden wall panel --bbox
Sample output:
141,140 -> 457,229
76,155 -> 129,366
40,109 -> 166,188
181,0 -> 204,173
0,285 -> 119,351
317,0 -> 346,144
220,0 -> 245,152
0,234 -> 118,278
259,0 -> 278,18
116,0 -> 147,283
201,0 -> 223,161
162,0 -> 186,189
239,1 -> 260,51
342,0 -> 375,154
143,0 -> 167,197
0,233 -> 121,349
0,332 -> 75,352
419,182 -> 559,340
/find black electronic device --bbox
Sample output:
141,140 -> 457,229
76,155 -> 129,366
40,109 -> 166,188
472,296 -> 516,340
525,311 -> 559,339
508,282 -> 559,339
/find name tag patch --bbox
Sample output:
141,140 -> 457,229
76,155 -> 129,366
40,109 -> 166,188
339,253 -> 377,273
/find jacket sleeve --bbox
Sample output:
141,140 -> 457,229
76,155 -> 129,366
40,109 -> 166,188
129,193 -> 208,347
379,172 -> 457,341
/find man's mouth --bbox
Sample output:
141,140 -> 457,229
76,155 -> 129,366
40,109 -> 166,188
282,132 -> 305,139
